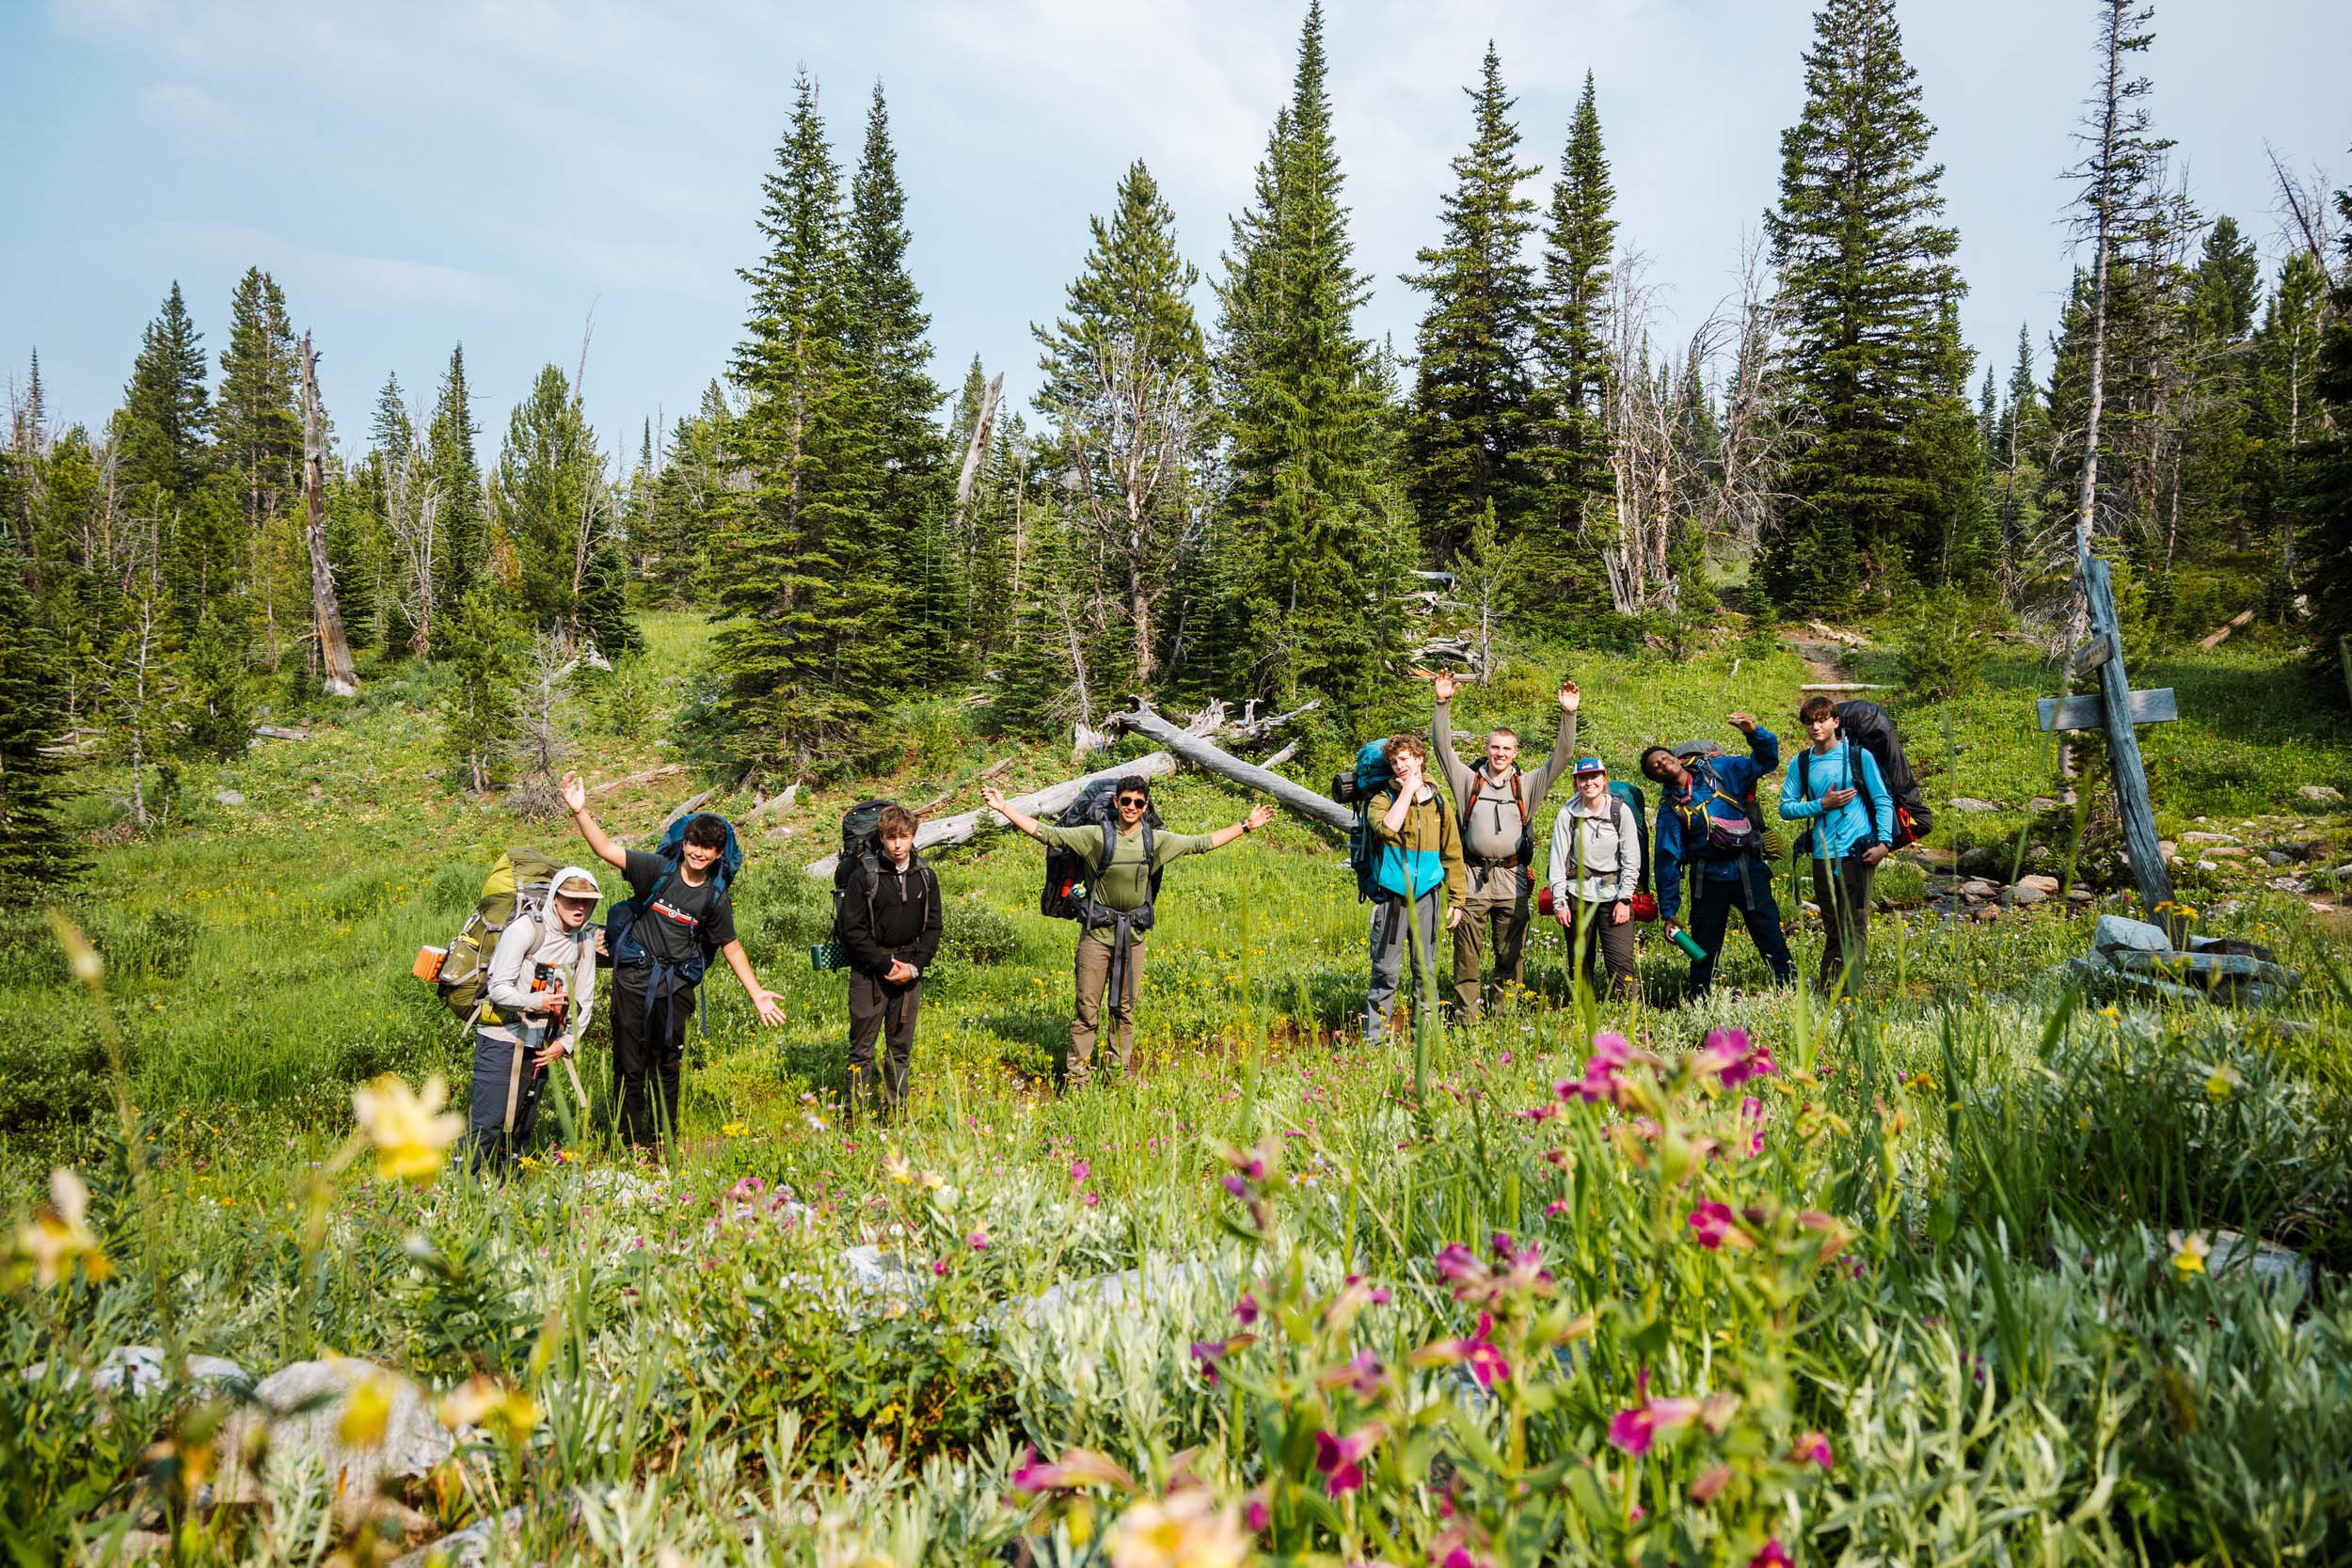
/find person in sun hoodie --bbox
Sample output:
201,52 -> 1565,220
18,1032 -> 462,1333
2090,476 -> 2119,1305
468,865 -> 601,1173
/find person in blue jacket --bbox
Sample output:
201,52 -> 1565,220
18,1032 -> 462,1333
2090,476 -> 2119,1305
1780,695 -> 1897,1000
1640,712 -> 1796,1002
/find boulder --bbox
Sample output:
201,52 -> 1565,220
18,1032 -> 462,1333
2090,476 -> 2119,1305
2296,784 -> 2343,803
1960,879 -> 2002,900
216,1358 -> 450,1515
214,788 -> 245,807
2180,831 -> 2239,846
2016,873 -> 2061,895
2093,913 -> 2170,956
2028,797 -> 2063,814
1947,797 -> 2002,814
2158,840 -> 2177,864
1957,846 -> 2009,879
2004,885 -> 2048,907
1902,845 -> 1957,869
24,1345 -> 248,1396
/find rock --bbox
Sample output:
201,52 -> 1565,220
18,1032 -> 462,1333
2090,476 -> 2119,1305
216,1359 -> 450,1515
2004,885 -> 2048,907
214,788 -> 245,807
2016,873 -> 2061,895
1948,797 -> 2002,814
2296,784 -> 2343,803
2180,831 -> 2239,846
1902,845 -> 1957,869
2067,887 -> 2095,904
2268,876 -> 2312,895
2094,914 -> 2171,956
389,1505 -> 527,1568
2261,849 -> 2298,867
2203,845 -> 2248,860
2158,839 -> 2177,864
1957,846 -> 2008,879
2028,797 -> 2062,814
839,1244 -> 927,1297
24,1345 -> 249,1396
2146,1230 -> 2315,1293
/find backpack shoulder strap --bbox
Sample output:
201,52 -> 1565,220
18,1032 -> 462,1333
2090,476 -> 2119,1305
1510,769 -> 1528,825
1798,749 -> 1811,796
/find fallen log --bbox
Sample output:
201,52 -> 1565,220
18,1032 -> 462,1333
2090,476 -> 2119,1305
2198,608 -> 2255,651
744,782 -> 800,821
1262,740 -> 1300,769
1412,637 -> 1485,673
660,788 -> 715,832
1112,701 -> 1353,831
251,725 -> 310,742
804,752 -> 1178,879
1800,682 -> 1893,692
590,763 -> 681,798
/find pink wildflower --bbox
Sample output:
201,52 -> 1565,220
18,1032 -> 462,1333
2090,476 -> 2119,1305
967,1228 -> 991,1251
1748,1542 -> 1793,1568
1243,1485 -> 1270,1533
1740,1096 -> 1767,1157
1070,1159 -> 1090,1184
1792,1431 -> 1834,1469
1312,1421 -> 1387,1497
1686,1201 -> 1739,1250
1698,1027 -> 1776,1089
1606,1370 -> 1702,1457
1233,1291 -> 1261,1325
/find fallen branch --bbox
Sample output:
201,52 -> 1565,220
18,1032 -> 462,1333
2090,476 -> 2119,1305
251,725 -> 310,742
660,788 -> 715,832
2198,608 -> 2255,652
589,763 -> 681,798
1800,683 -> 1893,692
1262,740 -> 1300,769
1112,700 -> 1353,831
744,783 -> 800,822
804,752 -> 1178,879
1412,637 -> 1485,673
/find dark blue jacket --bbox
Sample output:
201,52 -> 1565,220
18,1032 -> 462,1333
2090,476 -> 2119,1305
1653,728 -> 1779,923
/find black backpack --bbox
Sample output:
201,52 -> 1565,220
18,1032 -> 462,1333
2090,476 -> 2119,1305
1041,780 -> 1162,930
1803,701 -> 1934,847
816,800 -> 897,970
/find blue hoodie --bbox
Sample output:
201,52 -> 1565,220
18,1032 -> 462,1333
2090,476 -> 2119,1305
1652,728 -> 1779,924
1780,738 -> 1897,861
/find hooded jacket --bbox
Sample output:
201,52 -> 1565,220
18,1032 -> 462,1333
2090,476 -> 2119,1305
481,865 -> 601,1043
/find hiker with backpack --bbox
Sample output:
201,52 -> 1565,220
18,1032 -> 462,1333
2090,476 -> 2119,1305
559,773 -> 787,1151
1363,736 -> 1469,1047
981,778 -> 1276,1088
1426,670 -> 1581,1022
1547,757 -> 1643,999
1641,715 -> 1797,1002
1781,695 -> 1899,1000
835,803 -> 942,1119
465,865 -> 603,1172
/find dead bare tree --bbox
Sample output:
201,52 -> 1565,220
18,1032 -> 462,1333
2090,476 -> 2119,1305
297,334 -> 358,697
511,631 -> 580,818
384,424 -> 442,657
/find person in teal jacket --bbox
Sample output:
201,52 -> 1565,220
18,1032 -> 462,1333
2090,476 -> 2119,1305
1641,714 -> 1796,1001
1364,735 -> 1468,1045
1780,695 -> 1897,999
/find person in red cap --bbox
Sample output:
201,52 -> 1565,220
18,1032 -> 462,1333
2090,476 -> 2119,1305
1547,756 -> 1642,999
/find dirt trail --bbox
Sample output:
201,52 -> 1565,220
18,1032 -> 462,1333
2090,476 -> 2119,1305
1783,639 -> 1848,686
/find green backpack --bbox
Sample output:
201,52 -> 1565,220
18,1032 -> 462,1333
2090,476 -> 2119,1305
429,848 -> 562,1023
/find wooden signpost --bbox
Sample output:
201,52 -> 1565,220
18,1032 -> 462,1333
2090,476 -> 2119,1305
2036,555 -> 2180,936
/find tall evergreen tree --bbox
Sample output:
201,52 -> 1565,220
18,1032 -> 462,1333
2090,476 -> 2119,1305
118,282 -> 212,500
2191,214 -> 2261,341
492,363 -> 603,629
847,82 -> 955,679
644,383 -> 732,606
2299,179 -> 2352,695
718,70 -> 885,769
0,556 -> 84,895
1404,43 -> 1545,558
1527,71 -> 1617,613
1758,0 -> 1972,610
1214,1 -> 1397,712
214,267 -> 302,537
428,344 -> 486,630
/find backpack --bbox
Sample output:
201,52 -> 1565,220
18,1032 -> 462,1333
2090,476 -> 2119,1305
1041,780 -> 1163,930
426,848 -> 562,1023
1457,767 -> 1534,869
818,842 -> 934,974
1667,760 -> 1763,862
1668,739 -> 1780,859
814,800 -> 898,971
1606,780 -> 1651,894
604,811 -> 744,985
1821,700 -> 1934,847
1334,739 -> 1397,904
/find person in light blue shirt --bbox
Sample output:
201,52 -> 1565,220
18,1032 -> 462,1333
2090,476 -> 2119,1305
1780,695 -> 1897,998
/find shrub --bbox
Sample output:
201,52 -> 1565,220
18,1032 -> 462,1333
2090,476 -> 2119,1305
1897,589 -> 1990,701
940,901 -> 1020,968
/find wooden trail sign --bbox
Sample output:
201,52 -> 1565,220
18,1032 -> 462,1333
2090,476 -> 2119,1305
2036,556 -> 2178,932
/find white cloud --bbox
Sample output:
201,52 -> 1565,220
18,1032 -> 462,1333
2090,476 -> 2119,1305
145,220 -> 500,309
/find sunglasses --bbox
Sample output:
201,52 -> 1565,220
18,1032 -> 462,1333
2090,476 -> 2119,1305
1115,796 -> 1149,808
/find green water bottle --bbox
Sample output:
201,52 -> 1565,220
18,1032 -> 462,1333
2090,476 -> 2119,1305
1669,926 -> 1708,960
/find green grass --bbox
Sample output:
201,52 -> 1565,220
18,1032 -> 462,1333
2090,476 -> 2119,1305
5,611 -> 2351,1564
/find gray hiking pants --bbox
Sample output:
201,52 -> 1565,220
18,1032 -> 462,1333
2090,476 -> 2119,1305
1366,892 -> 1443,1045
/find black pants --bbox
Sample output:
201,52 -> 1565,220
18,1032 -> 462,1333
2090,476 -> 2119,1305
612,973 -> 693,1148
1685,865 -> 1796,1000
1811,856 -> 1877,999
848,971 -> 922,1115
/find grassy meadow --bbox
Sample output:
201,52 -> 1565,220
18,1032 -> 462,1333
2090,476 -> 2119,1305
6,610 -> 2352,1565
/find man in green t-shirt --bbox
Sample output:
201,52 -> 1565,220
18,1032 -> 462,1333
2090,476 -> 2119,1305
983,777 -> 1276,1086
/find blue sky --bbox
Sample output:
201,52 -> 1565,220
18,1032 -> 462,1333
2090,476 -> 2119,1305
3,0 -> 2344,469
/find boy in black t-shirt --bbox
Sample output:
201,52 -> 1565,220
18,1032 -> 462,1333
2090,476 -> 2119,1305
561,773 -> 787,1151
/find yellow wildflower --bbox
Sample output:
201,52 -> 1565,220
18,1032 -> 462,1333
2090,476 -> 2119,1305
2169,1230 -> 2211,1276
722,1122 -> 749,1138
351,1075 -> 463,1183
883,1150 -> 914,1185
1105,1489 -> 1248,1568
2201,1063 -> 2240,1101
11,1167 -> 111,1290
339,1373 -> 394,1449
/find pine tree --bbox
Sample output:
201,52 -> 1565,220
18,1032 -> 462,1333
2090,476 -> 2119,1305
2299,181 -> 2352,694
1527,71 -> 1618,615
437,587 -> 520,792
491,363 -> 606,631
0,555 -> 84,895
848,83 -> 954,679
215,267 -> 302,536
1214,1 -> 1394,712
1404,44 -> 1544,559
2191,214 -> 2261,341
2252,249 -> 2330,587
719,70 -> 886,769
428,344 -> 486,631
644,384 -> 732,606
1994,325 -> 2049,597
1036,158 -> 1212,696
118,282 -> 212,500
1759,0 -> 1972,611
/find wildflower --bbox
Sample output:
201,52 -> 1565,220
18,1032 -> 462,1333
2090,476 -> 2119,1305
931,1259 -> 949,1277
1748,1542 -> 1793,1568
1561,1031 -> 1648,1105
1686,1201 -> 1744,1251
722,1122 -> 749,1138
2169,1230 -> 2211,1276
1325,1273 -> 1392,1332
1606,1370 -> 1701,1457
1009,1444 -> 1137,1495
1312,1420 -> 1388,1497
2200,1062 -> 2240,1101
916,1168 -> 946,1191
1689,1464 -> 1733,1504
352,1074 -> 464,1183
968,1228 -> 991,1252
726,1175 -> 764,1203
1071,1158 -> 1091,1184
1430,1526 -> 1492,1568
1315,1349 -> 1390,1401
1232,1291 -> 1261,1325
338,1373 -> 393,1449
1792,1431 -> 1834,1469
1242,1484 -> 1270,1534
1085,1191 -> 1102,1208
1543,1200 -> 1568,1217
1189,1339 -> 1232,1386
805,1113 -> 829,1132
1104,1487 -> 1248,1568
11,1168 -> 109,1290
1697,1028 -> 1776,1090
1740,1096 -> 1767,1157
1412,1312 -> 1510,1388
883,1150 -> 914,1184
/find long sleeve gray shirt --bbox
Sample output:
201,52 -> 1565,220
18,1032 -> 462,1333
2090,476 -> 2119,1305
1432,700 -> 1580,865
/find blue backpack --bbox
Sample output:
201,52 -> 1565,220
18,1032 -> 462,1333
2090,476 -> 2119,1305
1330,739 -> 1398,904
605,813 -> 744,986
1606,780 -> 1651,894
